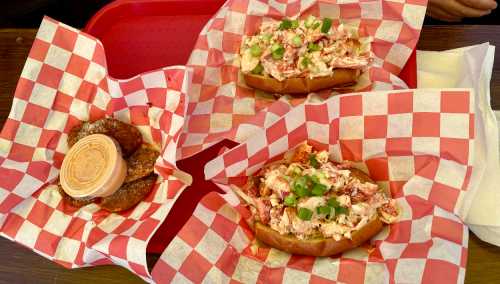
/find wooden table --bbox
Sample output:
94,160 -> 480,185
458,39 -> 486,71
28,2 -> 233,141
1,25 -> 500,284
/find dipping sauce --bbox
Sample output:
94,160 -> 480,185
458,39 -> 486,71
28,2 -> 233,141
60,134 -> 127,199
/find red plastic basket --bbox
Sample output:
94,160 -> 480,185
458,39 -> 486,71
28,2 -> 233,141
84,0 -> 418,254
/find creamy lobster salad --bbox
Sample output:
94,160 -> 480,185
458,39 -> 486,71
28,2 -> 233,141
239,16 -> 372,81
238,144 -> 399,241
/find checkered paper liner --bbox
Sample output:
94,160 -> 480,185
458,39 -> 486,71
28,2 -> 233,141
0,17 -> 191,282
153,89 -> 474,284
178,0 -> 428,159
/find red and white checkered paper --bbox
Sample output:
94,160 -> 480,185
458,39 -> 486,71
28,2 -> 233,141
153,89 -> 474,284
0,17 -> 191,282
178,0 -> 428,159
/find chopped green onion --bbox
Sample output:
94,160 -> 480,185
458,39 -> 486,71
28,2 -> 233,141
251,64 -> 264,74
301,57 -> 311,68
292,35 -> 302,47
294,184 -> 310,197
271,43 -> 285,60
284,194 -> 297,207
327,198 -> 340,208
279,19 -> 292,30
311,183 -> 327,196
263,34 -> 272,42
250,44 -> 262,57
321,18 -> 332,34
304,15 -> 316,28
316,206 -> 331,215
291,19 -> 299,29
308,42 -> 321,52
312,22 -> 321,30
309,154 -> 320,168
298,207 -> 313,220
310,174 -> 320,184
335,206 -> 349,215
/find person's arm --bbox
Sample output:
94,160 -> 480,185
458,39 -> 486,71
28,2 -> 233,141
427,0 -> 497,22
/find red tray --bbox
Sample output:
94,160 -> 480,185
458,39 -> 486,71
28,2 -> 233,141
84,0 -> 418,255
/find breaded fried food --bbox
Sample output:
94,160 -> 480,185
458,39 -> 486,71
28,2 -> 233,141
57,183 -> 96,208
68,118 -> 142,156
99,174 -> 157,212
124,143 -> 160,183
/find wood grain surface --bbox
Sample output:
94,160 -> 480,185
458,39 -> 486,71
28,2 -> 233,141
0,26 -> 500,284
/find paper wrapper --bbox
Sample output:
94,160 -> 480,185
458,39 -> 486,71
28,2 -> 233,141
153,89 -> 474,283
177,0 -> 428,159
0,17 -> 191,282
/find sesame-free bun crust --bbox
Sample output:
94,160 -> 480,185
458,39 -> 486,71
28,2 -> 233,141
252,167 -> 387,256
243,68 -> 360,95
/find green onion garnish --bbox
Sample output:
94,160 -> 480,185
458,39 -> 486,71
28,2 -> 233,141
311,183 -> 327,196
292,35 -> 302,47
309,154 -> 320,168
301,57 -> 311,67
321,18 -> 332,33
279,19 -> 292,30
327,198 -> 340,208
298,207 -> 313,220
271,43 -> 285,60
284,194 -> 297,207
250,44 -> 262,57
291,19 -> 299,29
312,22 -> 321,30
316,206 -> 331,215
251,63 -> 264,74
335,206 -> 349,215
308,42 -> 321,52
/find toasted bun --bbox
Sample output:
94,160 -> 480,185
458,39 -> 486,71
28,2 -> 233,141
243,68 -> 360,95
251,166 -> 387,256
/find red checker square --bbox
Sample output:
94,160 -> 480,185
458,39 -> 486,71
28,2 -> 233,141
382,1 -> 404,20
382,61 -> 402,76
37,64 -> 64,89
152,260 -> 177,284
340,139 -> 363,161
460,247 -> 468,268
167,180 -> 185,199
207,49 -> 225,67
75,80 -> 97,102
63,217 -> 87,240
230,0 -> 248,12
440,138 -> 469,165
220,66 -> 239,85
429,182 -> 460,212
431,217 -> 463,245
441,91 -> 470,113
213,95 -> 234,113
400,240 -> 432,258
285,0 -> 300,16
89,105 -> 106,122
0,213 -> 25,238
389,181 -> 406,199
8,143 -> 35,162
63,115 -> 83,133
34,230 -> 61,256
22,103 -> 49,128
337,259 -> 366,284
397,24 -> 418,49
53,259 -> 73,269
191,66 -> 206,84
165,69 -> 185,91
52,27 -> 77,51
15,78 -> 35,101
29,39 -> 50,62
108,235 -> 129,259
196,34 -> 208,50
37,129 -> 61,150
232,114 -> 253,128
109,97 -> 128,112
421,259 -> 459,284
266,119 -> 287,144
0,167 -> 24,191
414,155 -> 439,180
364,115 -> 387,138
53,91 -> 73,112
340,3 -> 361,18
112,219 -> 136,235
133,219 -> 159,241
211,215 -> 238,242
469,114 -> 474,139
412,113 -> 440,137
159,111 -> 173,129
91,45 -> 106,68
244,15 -> 262,36
27,161 -> 51,182
188,114 -> 210,133
74,243 -> 86,265
340,95 -> 362,117
385,220 -> 412,243
365,158 -> 389,181
146,89 -> 167,107
462,166 -> 473,191
386,138 -> 412,156
199,85 -> 218,102
406,195 -> 435,220
287,124 -> 307,149
223,145 -> 247,168
210,18 -> 225,30
119,77 -> 144,95
66,54 -> 90,77
310,275 -> 334,284
369,66 -> 391,83
359,19 -> 382,39
248,148 -> 270,167
257,267 -> 285,283
129,261 -> 149,278
287,255 -> 315,272
215,246 -> 240,277
178,217 -> 209,247
305,104 -> 329,124
388,91 -> 413,114
201,193 -> 227,212
179,251 -> 213,283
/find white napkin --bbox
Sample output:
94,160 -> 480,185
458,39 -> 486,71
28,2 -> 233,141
417,43 -> 500,246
